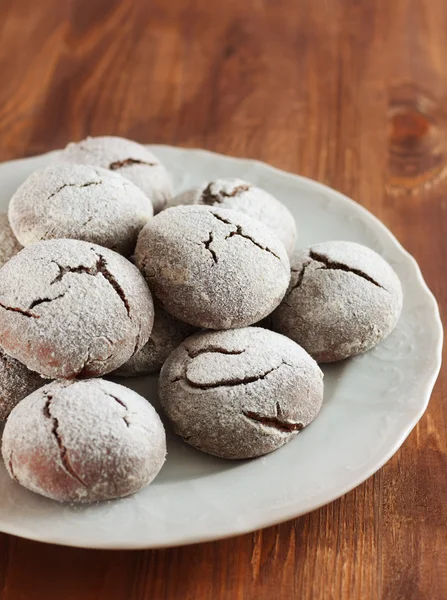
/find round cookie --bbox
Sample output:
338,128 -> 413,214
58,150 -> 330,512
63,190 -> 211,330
271,241 -> 403,362
168,179 -> 297,257
113,305 -> 198,377
0,213 -> 21,268
0,348 -> 47,421
135,205 -> 290,329
2,379 -> 166,503
8,164 -> 152,256
0,239 -> 154,379
159,327 -> 323,459
56,136 -> 172,213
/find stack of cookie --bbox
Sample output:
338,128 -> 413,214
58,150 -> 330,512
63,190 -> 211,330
0,136 -> 403,504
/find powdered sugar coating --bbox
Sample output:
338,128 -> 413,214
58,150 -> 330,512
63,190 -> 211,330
135,206 -> 290,329
0,348 -> 48,421
0,239 -> 154,378
56,136 -> 173,213
160,327 -> 323,459
271,241 -> 403,362
0,214 -> 22,268
114,305 -> 197,377
2,379 -> 166,503
168,179 -> 297,257
8,164 -> 152,256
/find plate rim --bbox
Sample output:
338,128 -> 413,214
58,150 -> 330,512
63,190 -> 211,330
0,146 -> 442,549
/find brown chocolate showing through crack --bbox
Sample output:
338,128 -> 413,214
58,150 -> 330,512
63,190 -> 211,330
226,226 -> 281,260
49,253 -> 131,317
43,394 -> 87,487
289,260 -> 312,292
0,300 -> 37,318
105,392 -> 130,427
243,411 -> 304,433
109,158 -> 157,170
209,211 -> 280,260
171,346 -> 247,384
203,232 -> 218,263
186,346 -> 245,358
28,291 -> 68,311
50,262 -> 96,284
95,254 -> 131,317
201,183 -> 250,205
309,250 -> 385,289
180,360 -> 290,389
47,180 -> 102,201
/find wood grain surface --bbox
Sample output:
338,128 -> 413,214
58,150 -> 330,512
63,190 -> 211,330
0,0 -> 445,598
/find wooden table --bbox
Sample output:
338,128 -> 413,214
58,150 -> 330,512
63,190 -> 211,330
0,0 -> 445,598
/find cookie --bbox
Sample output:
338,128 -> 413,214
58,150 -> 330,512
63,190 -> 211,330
271,241 -> 403,362
0,213 -> 22,268
8,164 -> 152,256
56,136 -> 172,213
113,305 -> 197,377
0,239 -> 154,379
168,178 -> 297,257
2,379 -> 166,503
135,205 -> 290,329
159,327 -> 323,459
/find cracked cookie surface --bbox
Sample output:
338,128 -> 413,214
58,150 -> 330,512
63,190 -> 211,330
0,239 -> 154,378
135,205 -> 290,329
56,136 -> 173,213
8,164 -> 152,256
272,241 -> 403,362
2,379 -> 166,502
159,327 -> 323,459
167,178 -> 297,257
113,304 -> 197,377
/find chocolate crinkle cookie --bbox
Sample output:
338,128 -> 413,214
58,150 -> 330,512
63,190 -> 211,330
0,348 -> 48,421
0,239 -> 154,379
8,164 -> 153,256
135,205 -> 290,329
159,327 -> 323,459
113,305 -> 198,377
167,178 -> 297,257
56,136 -> 172,214
271,241 -> 403,362
2,379 -> 166,503
0,213 -> 21,268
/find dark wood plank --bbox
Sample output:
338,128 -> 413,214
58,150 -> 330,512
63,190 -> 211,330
0,0 -> 445,598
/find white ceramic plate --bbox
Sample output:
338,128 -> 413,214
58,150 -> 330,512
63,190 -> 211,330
0,147 -> 442,549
